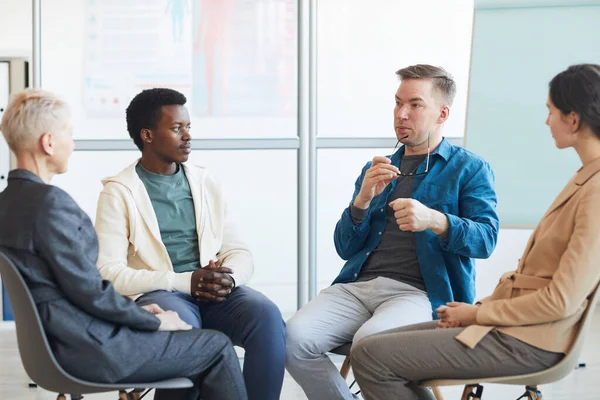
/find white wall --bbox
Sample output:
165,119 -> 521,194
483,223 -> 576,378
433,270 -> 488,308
0,0 -> 31,57
317,0 -> 474,139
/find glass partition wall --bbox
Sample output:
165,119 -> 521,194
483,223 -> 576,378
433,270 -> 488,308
32,0 -> 473,316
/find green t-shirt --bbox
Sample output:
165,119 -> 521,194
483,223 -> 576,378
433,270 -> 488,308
135,163 -> 199,273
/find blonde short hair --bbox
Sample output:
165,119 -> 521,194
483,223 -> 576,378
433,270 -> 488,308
396,64 -> 457,106
0,89 -> 71,152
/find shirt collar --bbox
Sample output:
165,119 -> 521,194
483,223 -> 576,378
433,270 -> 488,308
391,137 -> 452,162
7,169 -> 45,184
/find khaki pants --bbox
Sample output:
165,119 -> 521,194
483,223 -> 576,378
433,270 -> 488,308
352,321 -> 563,400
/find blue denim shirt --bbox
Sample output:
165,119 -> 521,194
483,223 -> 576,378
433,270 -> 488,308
332,138 -> 499,316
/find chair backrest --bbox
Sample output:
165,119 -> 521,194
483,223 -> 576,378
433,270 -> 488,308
532,281 -> 600,385
482,281 -> 600,386
0,251 -> 88,393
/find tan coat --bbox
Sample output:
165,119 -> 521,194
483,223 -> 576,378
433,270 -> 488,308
456,156 -> 600,353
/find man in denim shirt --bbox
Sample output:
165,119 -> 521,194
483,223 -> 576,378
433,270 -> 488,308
286,64 -> 499,400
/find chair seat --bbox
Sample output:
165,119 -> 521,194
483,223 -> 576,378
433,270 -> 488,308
40,377 -> 194,396
330,343 -> 352,356
44,377 -> 194,395
421,367 -> 572,389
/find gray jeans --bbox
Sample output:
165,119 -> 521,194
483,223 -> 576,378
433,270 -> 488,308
352,321 -> 564,400
285,277 -> 432,400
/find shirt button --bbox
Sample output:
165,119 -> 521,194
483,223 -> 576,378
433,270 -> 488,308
378,232 -> 382,235
366,252 -> 370,256
354,273 -> 358,278
380,208 -> 384,212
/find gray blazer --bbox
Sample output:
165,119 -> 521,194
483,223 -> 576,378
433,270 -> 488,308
0,169 -> 167,383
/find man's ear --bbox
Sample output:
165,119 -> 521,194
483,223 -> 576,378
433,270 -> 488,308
141,128 -> 153,144
437,105 -> 450,124
39,132 -> 55,156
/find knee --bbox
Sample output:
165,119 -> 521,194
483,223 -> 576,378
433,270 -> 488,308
351,328 -> 373,350
258,298 -> 285,330
350,336 -> 378,375
213,331 -> 244,364
243,291 -> 285,333
187,329 -> 236,362
284,317 -> 315,364
206,329 -> 234,350
285,317 -> 307,362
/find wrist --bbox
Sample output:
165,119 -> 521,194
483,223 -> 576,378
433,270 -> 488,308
227,273 -> 236,288
470,306 -> 480,325
428,209 -> 449,236
174,271 -> 195,295
353,194 -> 371,210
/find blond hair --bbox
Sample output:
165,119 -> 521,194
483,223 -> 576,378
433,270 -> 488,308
396,64 -> 457,106
0,89 -> 71,152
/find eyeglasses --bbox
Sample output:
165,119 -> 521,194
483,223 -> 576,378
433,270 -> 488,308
393,132 -> 431,177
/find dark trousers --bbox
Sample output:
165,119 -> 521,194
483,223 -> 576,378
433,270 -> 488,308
118,328 -> 247,400
137,286 -> 286,400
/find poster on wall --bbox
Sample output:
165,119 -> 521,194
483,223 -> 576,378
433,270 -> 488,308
191,0 -> 296,117
83,0 -> 193,118
83,0 -> 296,120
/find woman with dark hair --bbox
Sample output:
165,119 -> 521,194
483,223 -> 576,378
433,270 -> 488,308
351,63 -> 600,400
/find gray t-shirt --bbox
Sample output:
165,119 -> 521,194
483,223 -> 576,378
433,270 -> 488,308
352,154 -> 427,291
135,163 -> 200,273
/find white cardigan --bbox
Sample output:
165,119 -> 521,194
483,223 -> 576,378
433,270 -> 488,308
94,160 -> 254,298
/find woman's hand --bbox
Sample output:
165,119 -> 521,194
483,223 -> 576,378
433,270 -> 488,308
436,302 -> 479,327
156,311 -> 193,331
141,303 -> 165,315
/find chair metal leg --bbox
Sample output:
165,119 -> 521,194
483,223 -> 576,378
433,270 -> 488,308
70,396 -> 83,400
130,388 -> 150,400
529,387 -> 543,400
116,390 -> 148,400
461,384 -> 484,400
432,386 -> 444,400
340,356 -> 352,380
133,389 -> 152,400
517,386 -> 543,400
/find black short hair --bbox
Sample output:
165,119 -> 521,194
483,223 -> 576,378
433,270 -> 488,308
550,64 -> 600,139
126,88 -> 187,150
